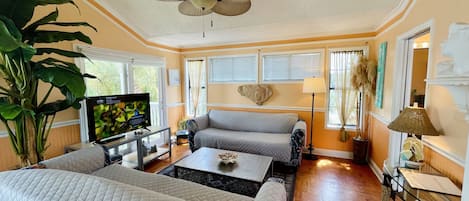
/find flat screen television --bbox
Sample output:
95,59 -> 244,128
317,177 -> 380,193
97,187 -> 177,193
85,93 -> 151,143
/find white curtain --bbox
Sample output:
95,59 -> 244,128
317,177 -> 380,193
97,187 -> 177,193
187,60 -> 203,117
330,50 -> 363,142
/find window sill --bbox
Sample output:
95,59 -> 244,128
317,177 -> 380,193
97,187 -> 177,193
326,125 -> 359,132
208,81 -> 256,85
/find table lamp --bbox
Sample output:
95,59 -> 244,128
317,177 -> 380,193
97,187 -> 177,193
302,77 -> 326,160
387,103 -> 439,168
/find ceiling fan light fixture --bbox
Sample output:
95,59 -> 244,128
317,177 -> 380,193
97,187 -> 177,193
190,0 -> 217,10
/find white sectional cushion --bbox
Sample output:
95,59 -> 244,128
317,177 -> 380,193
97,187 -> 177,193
208,110 -> 298,133
93,164 -> 253,201
0,169 -> 183,201
40,145 -> 105,174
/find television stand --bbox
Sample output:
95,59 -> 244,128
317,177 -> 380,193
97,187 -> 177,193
95,135 -> 126,144
64,126 -> 171,171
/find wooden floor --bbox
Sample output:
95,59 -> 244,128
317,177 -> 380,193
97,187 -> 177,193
145,145 -> 382,201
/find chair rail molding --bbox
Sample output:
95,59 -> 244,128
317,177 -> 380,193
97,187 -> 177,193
425,23 -> 469,200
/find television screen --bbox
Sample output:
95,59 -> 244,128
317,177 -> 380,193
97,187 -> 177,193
86,93 -> 151,142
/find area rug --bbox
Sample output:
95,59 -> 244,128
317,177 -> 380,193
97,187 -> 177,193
158,162 -> 296,201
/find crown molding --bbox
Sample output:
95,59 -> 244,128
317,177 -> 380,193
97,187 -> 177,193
84,0 -> 181,53
86,0 -> 413,53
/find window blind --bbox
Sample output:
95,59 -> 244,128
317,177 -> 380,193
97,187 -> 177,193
263,52 -> 322,81
209,55 -> 257,82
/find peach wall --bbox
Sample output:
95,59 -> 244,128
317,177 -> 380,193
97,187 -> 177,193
370,0 -> 469,176
0,0 -> 183,169
182,40 -> 373,154
369,116 -> 389,170
32,0 -> 183,113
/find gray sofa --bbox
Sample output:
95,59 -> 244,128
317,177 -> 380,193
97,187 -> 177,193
0,146 -> 286,201
186,110 -> 306,166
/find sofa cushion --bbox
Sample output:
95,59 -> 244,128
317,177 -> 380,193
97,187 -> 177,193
93,164 -> 253,201
0,169 -> 183,201
208,110 -> 298,133
195,128 -> 292,162
39,145 -> 105,174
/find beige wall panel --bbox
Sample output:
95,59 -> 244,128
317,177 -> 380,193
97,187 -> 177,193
424,146 -> 464,187
0,125 -> 80,171
43,125 -> 81,159
0,137 -> 21,171
368,116 -> 390,170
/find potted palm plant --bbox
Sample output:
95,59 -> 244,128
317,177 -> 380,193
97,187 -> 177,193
0,0 -> 95,167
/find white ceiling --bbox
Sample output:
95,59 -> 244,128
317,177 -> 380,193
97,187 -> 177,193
95,0 -> 403,48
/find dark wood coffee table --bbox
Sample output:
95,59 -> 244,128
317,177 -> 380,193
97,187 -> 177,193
174,147 -> 273,186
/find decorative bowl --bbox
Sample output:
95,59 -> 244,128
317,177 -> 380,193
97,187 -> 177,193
218,152 -> 238,164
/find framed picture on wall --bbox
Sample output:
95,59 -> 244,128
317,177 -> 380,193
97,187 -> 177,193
375,41 -> 387,108
168,69 -> 180,86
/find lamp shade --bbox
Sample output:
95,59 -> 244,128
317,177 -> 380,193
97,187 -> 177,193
387,106 -> 439,136
303,77 -> 326,94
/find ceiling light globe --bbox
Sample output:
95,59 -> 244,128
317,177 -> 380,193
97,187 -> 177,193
190,0 -> 217,10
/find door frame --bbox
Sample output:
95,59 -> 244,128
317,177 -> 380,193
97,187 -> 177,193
388,19 -> 434,167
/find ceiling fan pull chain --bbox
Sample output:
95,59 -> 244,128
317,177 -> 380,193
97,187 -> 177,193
211,13 -> 214,28
201,8 -> 204,38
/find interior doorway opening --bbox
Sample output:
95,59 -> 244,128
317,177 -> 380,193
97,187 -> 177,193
388,21 -> 433,168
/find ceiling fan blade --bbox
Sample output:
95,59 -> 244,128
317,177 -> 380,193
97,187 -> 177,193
178,0 -> 213,16
212,0 -> 251,16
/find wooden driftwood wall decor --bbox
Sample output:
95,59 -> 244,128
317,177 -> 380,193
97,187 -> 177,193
237,84 -> 273,105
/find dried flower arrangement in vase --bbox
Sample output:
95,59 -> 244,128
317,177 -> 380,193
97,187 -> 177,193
351,55 -> 377,139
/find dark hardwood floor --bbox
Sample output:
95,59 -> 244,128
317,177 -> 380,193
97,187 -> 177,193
144,145 -> 382,201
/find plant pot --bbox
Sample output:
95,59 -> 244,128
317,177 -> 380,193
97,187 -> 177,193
352,137 -> 368,164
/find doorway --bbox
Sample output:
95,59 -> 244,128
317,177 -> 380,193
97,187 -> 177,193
388,21 -> 433,167
409,33 -> 430,107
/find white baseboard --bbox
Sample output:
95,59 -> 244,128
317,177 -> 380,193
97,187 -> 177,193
304,147 -> 353,159
369,159 -> 384,183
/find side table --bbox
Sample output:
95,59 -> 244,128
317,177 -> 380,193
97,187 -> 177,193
382,162 -> 461,201
176,130 -> 189,145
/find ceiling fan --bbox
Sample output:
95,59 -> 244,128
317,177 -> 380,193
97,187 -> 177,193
159,0 -> 251,16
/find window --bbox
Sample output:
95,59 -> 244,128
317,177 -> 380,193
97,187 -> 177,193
262,51 -> 322,81
185,59 -> 207,117
208,55 -> 257,83
77,46 -> 166,142
327,49 -> 364,129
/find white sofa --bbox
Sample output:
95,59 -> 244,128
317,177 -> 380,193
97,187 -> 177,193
0,146 -> 286,201
186,110 -> 306,166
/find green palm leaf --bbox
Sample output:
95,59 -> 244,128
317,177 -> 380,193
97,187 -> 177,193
36,48 -> 86,58
32,31 -> 92,45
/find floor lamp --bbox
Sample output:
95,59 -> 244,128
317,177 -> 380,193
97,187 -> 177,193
302,77 -> 326,160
